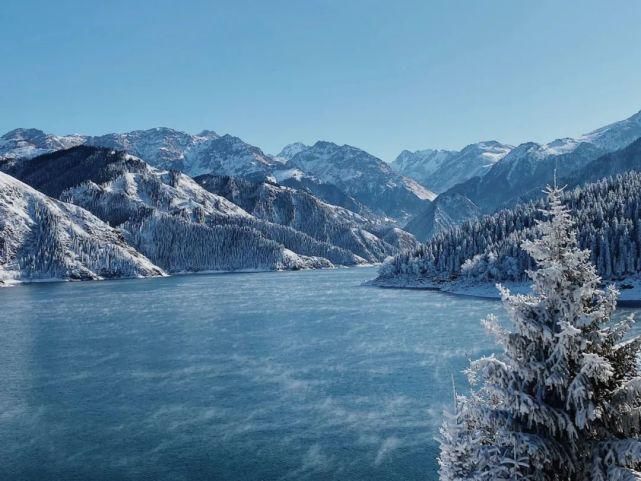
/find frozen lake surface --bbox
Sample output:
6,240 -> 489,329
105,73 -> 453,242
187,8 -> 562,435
2,267 -> 633,480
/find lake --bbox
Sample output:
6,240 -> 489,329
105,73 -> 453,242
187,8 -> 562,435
1,267 -> 633,480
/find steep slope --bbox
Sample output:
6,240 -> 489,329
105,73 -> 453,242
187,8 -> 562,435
392,148 -> 454,187
569,136 -> 641,185
443,109 -> 641,215
404,193 -> 481,242
449,140 -> 603,213
84,127 -> 217,173
286,141 -> 435,219
0,128 -> 85,168
279,176 -> 368,214
392,141 -> 511,193
375,171 -> 641,288
194,175 -> 404,261
86,129 -> 282,180
8,147 -> 371,268
580,108 -> 641,151
275,142 -> 309,162
0,171 -> 163,283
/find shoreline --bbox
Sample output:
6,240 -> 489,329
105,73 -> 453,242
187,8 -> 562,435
368,276 -> 641,307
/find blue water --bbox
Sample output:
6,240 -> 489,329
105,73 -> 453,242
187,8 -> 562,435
0,267 -> 573,480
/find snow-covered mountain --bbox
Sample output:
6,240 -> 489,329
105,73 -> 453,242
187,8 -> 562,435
275,142 -> 309,162
449,140 -> 603,213
579,108 -> 641,152
0,171 -> 164,283
84,127 -> 217,172
404,193 -> 481,242
86,129 -> 283,180
1,128 -> 434,222
284,141 -> 436,220
6,146 -> 404,269
0,128 -> 85,164
0,127 -> 284,181
194,174 -> 412,261
391,141 -> 513,193
18,147 -> 359,269
569,136 -> 641,185
446,109 -> 641,213
391,148 -> 454,185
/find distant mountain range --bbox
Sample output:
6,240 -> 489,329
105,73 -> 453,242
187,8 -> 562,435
1,146 -> 414,282
436,112 -> 641,213
391,141 -> 513,193
401,109 -> 641,240
1,129 -> 434,221
2,107 -> 641,284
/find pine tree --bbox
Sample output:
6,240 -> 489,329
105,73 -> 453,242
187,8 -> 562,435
438,378 -> 481,481
440,186 -> 641,481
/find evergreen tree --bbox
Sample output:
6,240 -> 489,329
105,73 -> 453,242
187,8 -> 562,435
440,186 -> 641,481
438,379 -> 481,481
378,171 -> 641,286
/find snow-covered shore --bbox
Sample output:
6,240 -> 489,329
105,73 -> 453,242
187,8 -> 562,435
369,275 -> 641,306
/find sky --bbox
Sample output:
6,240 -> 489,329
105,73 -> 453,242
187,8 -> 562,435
1,0 -> 641,161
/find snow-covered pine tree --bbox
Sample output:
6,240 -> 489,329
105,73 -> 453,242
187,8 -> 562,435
438,379 -> 481,481
439,185 -> 641,481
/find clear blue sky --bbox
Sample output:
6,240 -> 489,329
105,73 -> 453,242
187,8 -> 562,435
2,0 -> 641,160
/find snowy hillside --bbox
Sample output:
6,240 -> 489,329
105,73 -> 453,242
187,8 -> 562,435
275,142 -> 309,162
86,129 -> 282,179
580,108 -> 641,151
375,171 -> 641,290
404,193 -> 481,241
286,141 -> 435,219
392,141 -> 512,193
569,136 -> 641,185
0,171 -> 164,283
0,128 -> 85,167
441,109 -> 641,215
195,174 -> 412,261
448,141 -> 604,213
6,146 -> 397,270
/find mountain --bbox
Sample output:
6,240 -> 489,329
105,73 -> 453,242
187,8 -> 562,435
391,148 -> 455,187
404,193 -> 481,242
194,174 -> 413,261
443,109 -> 641,214
1,128 -> 434,222
279,176 -> 368,214
375,170 -> 641,289
0,126 -> 284,182
285,141 -> 436,219
13,147 -> 360,269
579,108 -> 641,151
391,141 -> 512,193
448,140 -> 604,213
86,129 -> 282,180
6,146 -> 401,269
0,128 -> 85,166
275,142 -> 309,161
84,127 -> 216,173
568,136 -> 641,185
0,171 -> 164,283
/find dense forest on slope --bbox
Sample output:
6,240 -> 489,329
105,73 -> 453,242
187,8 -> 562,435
0,172 -> 163,282
377,171 -> 641,285
3,146 -> 405,275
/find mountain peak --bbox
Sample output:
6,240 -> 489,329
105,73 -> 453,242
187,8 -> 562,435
276,142 -> 309,161
580,107 -> 641,151
1,127 -> 47,140
197,129 -> 219,139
